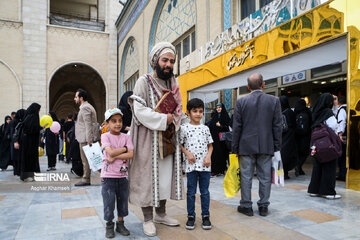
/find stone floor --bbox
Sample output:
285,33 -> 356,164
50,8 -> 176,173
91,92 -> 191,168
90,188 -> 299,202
0,157 -> 359,240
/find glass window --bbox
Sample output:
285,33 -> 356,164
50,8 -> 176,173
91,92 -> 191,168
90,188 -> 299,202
183,35 -> 190,58
260,0 -> 272,8
191,31 -> 196,52
264,78 -> 278,88
241,0 -> 256,20
175,43 -> 181,60
311,63 -> 342,78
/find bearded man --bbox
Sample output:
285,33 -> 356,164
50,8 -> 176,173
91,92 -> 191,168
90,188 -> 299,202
129,42 -> 185,236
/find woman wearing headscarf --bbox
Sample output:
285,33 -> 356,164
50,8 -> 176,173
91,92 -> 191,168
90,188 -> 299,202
208,102 -> 231,176
118,91 -> 133,133
279,96 -> 298,179
43,111 -> 60,171
9,109 -> 26,175
308,93 -> 341,199
19,103 -> 41,181
294,99 -> 312,176
0,116 -> 13,171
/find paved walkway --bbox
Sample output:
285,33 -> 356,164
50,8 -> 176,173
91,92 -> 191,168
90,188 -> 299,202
0,157 -> 359,240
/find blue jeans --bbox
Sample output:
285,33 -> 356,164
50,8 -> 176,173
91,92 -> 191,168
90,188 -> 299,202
186,171 -> 210,217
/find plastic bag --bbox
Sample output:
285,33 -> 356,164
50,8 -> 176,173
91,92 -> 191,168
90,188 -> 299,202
224,154 -> 241,197
82,142 -> 103,171
272,151 -> 284,187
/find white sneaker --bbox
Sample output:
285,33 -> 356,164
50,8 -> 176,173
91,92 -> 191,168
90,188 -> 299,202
324,194 -> 341,199
154,214 -> 180,226
24,177 -> 34,182
309,193 -> 319,197
143,220 -> 156,237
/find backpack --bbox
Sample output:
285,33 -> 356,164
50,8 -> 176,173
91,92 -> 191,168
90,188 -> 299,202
311,123 -> 342,163
335,105 -> 347,137
281,113 -> 288,133
295,112 -> 309,135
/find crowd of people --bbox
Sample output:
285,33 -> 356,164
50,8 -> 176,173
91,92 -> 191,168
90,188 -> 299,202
0,41 -> 349,238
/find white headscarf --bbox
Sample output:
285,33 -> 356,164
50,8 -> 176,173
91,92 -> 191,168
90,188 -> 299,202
149,42 -> 176,69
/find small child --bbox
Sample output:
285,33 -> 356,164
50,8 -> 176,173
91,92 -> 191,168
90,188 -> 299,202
101,107 -> 134,238
180,98 -> 214,230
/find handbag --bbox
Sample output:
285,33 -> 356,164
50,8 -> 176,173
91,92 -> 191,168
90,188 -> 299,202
82,142 -> 103,171
272,151 -> 284,187
223,154 -> 241,197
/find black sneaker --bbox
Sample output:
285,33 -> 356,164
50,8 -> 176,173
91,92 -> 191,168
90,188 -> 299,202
237,206 -> 254,216
202,215 -> 212,230
185,215 -> 195,230
116,220 -> 130,236
105,221 -> 115,238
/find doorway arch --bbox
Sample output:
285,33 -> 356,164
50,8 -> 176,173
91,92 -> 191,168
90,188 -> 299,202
49,62 -> 106,122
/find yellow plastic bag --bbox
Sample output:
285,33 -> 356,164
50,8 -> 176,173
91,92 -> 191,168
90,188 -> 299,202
38,147 -> 44,157
223,154 -> 241,198
63,142 -> 66,155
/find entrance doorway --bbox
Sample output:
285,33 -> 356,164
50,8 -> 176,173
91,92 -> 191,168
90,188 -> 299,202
49,63 -> 106,122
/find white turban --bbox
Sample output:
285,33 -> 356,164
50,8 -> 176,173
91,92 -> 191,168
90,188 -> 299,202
149,42 -> 176,69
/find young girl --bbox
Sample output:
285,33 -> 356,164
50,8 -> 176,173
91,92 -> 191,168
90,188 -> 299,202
101,107 -> 134,238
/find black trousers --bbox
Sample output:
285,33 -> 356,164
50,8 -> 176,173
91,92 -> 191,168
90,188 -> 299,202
47,154 -> 56,168
308,157 -> 337,195
338,143 -> 347,180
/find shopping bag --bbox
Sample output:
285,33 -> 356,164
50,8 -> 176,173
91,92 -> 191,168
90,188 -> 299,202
223,154 -> 241,197
271,151 -> 284,187
82,142 -> 103,171
63,141 -> 66,155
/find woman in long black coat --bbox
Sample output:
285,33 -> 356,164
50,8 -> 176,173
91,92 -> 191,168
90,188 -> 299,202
208,102 -> 231,176
280,96 -> 298,179
0,116 -> 12,171
43,111 -> 59,171
19,103 -> 41,181
294,99 -> 312,176
118,91 -> 133,134
9,109 -> 26,175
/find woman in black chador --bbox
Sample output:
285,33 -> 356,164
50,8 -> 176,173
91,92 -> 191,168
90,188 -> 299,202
294,99 -> 312,176
43,111 -> 60,171
279,96 -> 298,179
0,116 -> 12,171
208,102 -> 231,176
118,90 -> 133,134
9,109 -> 26,175
19,103 -> 41,181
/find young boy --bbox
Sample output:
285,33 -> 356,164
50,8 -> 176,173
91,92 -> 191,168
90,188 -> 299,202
101,107 -> 134,238
180,98 -> 214,230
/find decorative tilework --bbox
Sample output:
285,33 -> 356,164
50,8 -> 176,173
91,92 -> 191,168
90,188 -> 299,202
223,0 -> 231,31
120,37 -> 136,95
123,39 -> 139,81
224,89 -> 232,111
155,0 -> 196,44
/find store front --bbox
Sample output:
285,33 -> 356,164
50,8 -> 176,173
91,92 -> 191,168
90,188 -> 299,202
178,0 -> 360,191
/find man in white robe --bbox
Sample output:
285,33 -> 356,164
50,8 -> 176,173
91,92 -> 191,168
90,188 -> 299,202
129,42 -> 184,237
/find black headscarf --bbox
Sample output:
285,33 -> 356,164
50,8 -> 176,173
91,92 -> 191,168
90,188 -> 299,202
22,103 -> 41,134
294,99 -> 307,114
49,111 -> 59,122
118,91 -> 133,133
280,96 -> 291,111
209,102 -> 231,131
311,93 -> 334,129
1,116 -> 11,138
14,109 -> 26,123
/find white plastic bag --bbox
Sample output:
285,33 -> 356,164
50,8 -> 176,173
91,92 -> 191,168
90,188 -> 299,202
82,142 -> 103,171
271,151 -> 284,187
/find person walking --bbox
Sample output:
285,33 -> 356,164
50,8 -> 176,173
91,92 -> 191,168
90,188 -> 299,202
63,114 -> 75,163
279,96 -> 298,179
18,103 -> 41,182
308,93 -> 341,199
74,89 -> 100,186
0,116 -> 12,171
232,73 -> 282,217
9,109 -> 26,176
208,103 -> 231,176
43,111 -> 60,171
128,42 -> 184,237
118,91 -> 133,134
294,99 -> 312,176
336,96 -> 347,181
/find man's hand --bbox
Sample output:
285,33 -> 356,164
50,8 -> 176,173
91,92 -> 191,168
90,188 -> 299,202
167,114 -> 174,125
203,155 -> 211,167
338,132 -> 346,143
186,152 -> 196,164
14,142 -> 20,149
216,121 -> 221,127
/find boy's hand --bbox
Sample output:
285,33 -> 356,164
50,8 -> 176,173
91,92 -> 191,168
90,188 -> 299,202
106,156 -> 115,164
186,152 -> 196,164
203,155 -> 211,167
